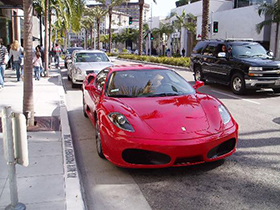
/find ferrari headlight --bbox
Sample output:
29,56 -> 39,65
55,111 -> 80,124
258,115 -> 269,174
108,112 -> 134,132
218,105 -> 231,124
249,67 -> 263,71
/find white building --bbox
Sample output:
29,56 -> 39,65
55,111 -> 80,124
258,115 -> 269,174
170,0 -> 274,56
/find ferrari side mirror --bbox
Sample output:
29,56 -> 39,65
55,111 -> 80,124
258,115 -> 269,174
193,81 -> 204,90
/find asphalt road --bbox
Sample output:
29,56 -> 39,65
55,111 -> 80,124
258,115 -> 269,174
61,59 -> 280,210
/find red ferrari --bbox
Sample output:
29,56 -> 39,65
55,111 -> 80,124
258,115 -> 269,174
82,65 -> 238,168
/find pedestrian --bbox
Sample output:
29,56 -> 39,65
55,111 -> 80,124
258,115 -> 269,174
53,43 -> 61,69
33,51 -> 43,81
9,40 -> 24,82
36,45 -> 45,76
0,38 -> 8,89
182,48 -> 185,57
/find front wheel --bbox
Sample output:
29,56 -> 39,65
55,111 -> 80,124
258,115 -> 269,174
96,120 -> 105,159
231,73 -> 246,95
194,66 -> 205,82
82,96 -> 88,118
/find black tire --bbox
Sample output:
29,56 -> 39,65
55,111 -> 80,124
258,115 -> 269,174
194,66 -> 205,82
273,88 -> 280,93
67,74 -> 71,81
96,120 -> 105,159
231,73 -> 246,95
83,96 -> 88,118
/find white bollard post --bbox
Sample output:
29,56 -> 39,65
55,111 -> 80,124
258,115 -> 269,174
2,107 -> 26,210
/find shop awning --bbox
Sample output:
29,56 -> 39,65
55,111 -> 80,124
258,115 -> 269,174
0,0 -> 23,9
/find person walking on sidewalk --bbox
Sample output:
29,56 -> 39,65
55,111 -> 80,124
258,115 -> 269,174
9,40 -> 24,81
0,38 -> 8,89
33,51 -> 43,81
53,43 -> 61,69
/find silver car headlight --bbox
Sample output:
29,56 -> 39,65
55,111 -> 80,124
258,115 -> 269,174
108,112 -> 134,132
76,67 -> 82,74
249,67 -> 263,71
218,105 -> 231,124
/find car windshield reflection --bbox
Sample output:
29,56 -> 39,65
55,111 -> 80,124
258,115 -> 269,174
75,52 -> 109,62
231,43 -> 268,58
106,69 -> 195,98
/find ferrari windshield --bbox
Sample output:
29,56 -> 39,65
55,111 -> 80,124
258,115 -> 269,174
75,52 -> 110,62
106,69 -> 195,97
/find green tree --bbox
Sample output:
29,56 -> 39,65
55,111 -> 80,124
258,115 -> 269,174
96,0 -> 129,53
92,6 -> 107,50
257,1 -> 280,59
152,23 -> 174,56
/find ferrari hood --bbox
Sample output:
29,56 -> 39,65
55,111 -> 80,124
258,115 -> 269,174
119,95 -> 210,135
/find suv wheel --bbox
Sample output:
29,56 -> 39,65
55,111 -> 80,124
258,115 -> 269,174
194,66 -> 205,82
231,73 -> 246,95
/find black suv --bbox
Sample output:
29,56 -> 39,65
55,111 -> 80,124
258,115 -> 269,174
190,40 -> 280,94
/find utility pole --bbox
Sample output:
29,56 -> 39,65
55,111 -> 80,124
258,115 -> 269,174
44,0 -> 49,77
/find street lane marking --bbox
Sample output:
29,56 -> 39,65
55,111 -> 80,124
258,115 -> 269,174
211,90 -> 260,105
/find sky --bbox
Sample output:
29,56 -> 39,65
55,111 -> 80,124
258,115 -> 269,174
131,0 -> 177,17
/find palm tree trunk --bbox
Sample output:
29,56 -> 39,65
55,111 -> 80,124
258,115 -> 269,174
138,0 -> 144,56
97,20 -> 100,50
85,30 -> 88,49
48,12 -> 52,68
90,26 -> 94,49
23,0 -> 34,126
44,0 -> 49,77
201,0 -> 209,40
276,23 -> 280,59
39,15 -> 43,46
108,7 -> 112,53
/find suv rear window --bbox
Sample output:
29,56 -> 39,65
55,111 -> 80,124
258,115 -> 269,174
193,42 -> 207,54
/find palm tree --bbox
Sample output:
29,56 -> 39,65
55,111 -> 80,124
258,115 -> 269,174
152,23 -> 174,56
201,0 -> 209,40
176,10 -> 197,56
92,6 -> 107,50
23,0 -> 35,126
138,0 -> 157,56
96,0 -> 129,53
256,1 -> 280,59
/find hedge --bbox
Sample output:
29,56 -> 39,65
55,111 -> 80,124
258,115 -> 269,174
117,54 -> 190,68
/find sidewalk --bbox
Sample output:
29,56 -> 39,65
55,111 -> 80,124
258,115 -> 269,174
0,67 -> 85,210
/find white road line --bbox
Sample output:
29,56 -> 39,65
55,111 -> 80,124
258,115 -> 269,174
211,90 -> 261,105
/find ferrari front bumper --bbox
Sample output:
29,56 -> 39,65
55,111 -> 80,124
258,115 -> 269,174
100,123 -> 238,168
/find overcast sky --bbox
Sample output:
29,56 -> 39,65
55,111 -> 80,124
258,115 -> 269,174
87,0 -> 177,17
131,0 -> 177,17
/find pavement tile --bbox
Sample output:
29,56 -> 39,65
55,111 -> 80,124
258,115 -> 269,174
0,175 -> 65,206
16,155 -> 63,178
25,200 -> 66,210
28,141 -> 62,157
27,131 -> 61,142
0,178 -> 7,199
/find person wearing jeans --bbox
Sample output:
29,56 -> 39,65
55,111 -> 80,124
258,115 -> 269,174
9,40 -> 24,81
0,38 -> 8,88
33,51 -> 43,81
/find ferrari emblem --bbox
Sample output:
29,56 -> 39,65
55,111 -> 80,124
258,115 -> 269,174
181,127 -> 186,131
277,70 -> 280,74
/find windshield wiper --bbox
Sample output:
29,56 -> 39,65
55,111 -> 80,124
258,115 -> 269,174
146,92 -> 180,97
108,94 -> 133,98
238,54 -> 251,57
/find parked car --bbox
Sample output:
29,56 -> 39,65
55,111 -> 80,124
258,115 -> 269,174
190,39 -> 280,94
82,65 -> 238,168
64,47 -> 83,68
68,50 -> 113,88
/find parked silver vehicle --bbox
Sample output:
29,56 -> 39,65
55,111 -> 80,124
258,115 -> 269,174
68,50 -> 113,87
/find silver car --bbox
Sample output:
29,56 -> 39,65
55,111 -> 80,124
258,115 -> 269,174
68,50 -> 113,87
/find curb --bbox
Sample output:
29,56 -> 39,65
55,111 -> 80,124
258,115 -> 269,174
117,58 -> 192,72
57,74 -> 85,210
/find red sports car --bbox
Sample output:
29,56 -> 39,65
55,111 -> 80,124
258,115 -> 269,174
82,65 -> 238,168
